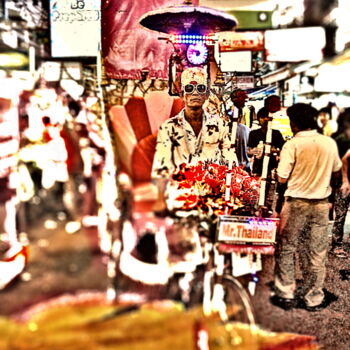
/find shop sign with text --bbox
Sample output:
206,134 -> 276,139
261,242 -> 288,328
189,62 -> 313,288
218,31 -> 264,52
217,216 -> 278,244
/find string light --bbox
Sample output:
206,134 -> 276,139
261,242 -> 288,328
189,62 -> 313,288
169,34 -> 215,45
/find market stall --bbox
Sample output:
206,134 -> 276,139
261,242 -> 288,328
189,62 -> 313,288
93,1 -> 286,338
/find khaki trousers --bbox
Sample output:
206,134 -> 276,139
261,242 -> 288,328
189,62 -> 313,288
274,198 -> 329,307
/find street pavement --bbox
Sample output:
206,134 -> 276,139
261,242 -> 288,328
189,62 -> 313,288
0,218 -> 349,349
0,220 -> 107,316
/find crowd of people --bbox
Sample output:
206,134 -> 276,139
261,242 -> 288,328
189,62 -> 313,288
152,67 -> 350,312
0,80 -> 108,269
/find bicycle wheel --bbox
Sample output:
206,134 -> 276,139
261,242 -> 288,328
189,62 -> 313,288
220,274 -> 255,326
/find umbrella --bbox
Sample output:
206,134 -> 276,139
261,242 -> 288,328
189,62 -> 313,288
139,3 -> 238,35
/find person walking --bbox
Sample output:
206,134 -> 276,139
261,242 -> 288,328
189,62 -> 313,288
247,106 -> 285,176
271,103 -> 342,311
331,111 -> 350,257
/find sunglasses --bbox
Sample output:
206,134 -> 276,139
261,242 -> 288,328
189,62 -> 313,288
184,84 -> 207,94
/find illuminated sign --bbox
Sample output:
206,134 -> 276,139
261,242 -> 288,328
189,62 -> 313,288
265,27 -> 326,62
215,50 -> 252,73
0,52 -> 28,69
50,0 -> 101,57
236,75 -> 255,89
41,62 -> 82,81
217,216 -> 278,245
218,31 -> 264,52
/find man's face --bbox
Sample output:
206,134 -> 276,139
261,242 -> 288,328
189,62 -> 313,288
289,120 -> 299,135
344,125 -> 350,139
258,115 -> 269,128
318,112 -> 329,127
182,81 -> 208,109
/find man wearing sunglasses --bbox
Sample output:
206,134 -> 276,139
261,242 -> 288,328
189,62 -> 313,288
152,67 -> 232,214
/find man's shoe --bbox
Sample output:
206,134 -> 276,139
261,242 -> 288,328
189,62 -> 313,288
302,290 -> 338,312
330,247 -> 348,258
304,302 -> 327,312
270,295 -> 297,310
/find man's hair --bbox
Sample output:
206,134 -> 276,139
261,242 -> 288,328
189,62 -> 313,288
338,108 -> 350,130
257,107 -> 269,119
42,116 -> 51,126
68,101 -> 81,116
264,95 -> 280,106
287,103 -> 318,131
319,107 -> 330,115
230,89 -> 245,100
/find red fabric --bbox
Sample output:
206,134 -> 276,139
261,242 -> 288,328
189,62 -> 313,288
0,98 -> 11,114
133,199 -> 155,213
124,97 -> 152,142
261,335 -> 317,350
170,98 -> 185,118
131,133 -> 157,183
102,0 -> 177,80
111,96 -> 183,182
217,243 -> 275,255
0,177 -> 15,203
60,127 -> 83,175
3,245 -> 28,263
119,160 -> 129,176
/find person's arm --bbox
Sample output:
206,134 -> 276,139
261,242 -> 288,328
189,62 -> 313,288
220,118 -> 232,161
271,130 -> 285,154
276,130 -> 285,149
276,141 -> 295,184
247,130 -> 259,156
153,178 -> 168,213
340,150 -> 350,195
151,124 -> 172,213
277,175 -> 288,184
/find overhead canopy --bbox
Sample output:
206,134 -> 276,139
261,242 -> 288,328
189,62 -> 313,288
139,4 -> 238,35
315,49 -> 350,93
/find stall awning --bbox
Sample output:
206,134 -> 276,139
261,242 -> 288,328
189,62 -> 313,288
314,48 -> 350,93
248,85 -> 277,100
261,65 -> 292,85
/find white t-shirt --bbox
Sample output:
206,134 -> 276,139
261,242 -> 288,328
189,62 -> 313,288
277,130 -> 342,199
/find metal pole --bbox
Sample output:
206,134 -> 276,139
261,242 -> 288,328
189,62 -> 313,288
224,106 -> 239,214
258,113 -> 273,207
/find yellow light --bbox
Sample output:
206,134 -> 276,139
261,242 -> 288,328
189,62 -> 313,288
0,52 -> 29,68
28,322 -> 38,332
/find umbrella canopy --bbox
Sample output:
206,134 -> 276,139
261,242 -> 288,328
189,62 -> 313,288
139,4 -> 238,35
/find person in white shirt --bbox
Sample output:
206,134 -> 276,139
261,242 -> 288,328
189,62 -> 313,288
271,103 -> 342,312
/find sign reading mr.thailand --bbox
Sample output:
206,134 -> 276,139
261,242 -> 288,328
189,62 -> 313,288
217,216 -> 278,245
50,0 -> 101,57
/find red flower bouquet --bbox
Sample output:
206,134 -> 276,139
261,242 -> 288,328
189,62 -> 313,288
168,162 -> 260,216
